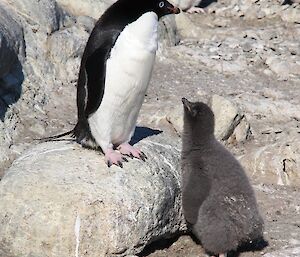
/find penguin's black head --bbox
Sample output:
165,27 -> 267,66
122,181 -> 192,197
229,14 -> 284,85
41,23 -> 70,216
114,0 -> 180,19
149,0 -> 181,18
182,98 -> 215,136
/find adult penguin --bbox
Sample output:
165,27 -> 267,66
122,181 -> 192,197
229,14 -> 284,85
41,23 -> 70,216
73,0 -> 180,167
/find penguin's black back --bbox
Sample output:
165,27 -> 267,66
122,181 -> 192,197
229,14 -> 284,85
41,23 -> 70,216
181,98 -> 264,255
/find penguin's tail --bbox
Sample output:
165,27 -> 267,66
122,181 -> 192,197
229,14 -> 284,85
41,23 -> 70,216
35,129 -> 75,142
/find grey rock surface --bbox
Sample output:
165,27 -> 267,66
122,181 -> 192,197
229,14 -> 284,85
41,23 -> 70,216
206,0 -> 300,23
175,7 -> 300,79
174,12 -> 203,39
239,137 -> 300,186
0,139 -> 184,257
211,94 -> 248,141
3,0 -> 60,34
47,26 -> 89,83
165,95 -> 251,142
56,0 -> 115,19
263,247 -> 300,257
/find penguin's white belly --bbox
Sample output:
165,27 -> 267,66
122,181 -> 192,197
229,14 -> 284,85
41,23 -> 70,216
91,50 -> 155,145
88,12 -> 158,149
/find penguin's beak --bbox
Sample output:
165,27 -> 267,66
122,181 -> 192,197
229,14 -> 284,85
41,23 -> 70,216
167,6 -> 181,14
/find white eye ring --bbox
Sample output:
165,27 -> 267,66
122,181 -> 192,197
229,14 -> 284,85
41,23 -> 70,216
159,1 -> 165,8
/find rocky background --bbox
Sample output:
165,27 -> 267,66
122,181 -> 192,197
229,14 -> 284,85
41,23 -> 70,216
0,0 -> 299,256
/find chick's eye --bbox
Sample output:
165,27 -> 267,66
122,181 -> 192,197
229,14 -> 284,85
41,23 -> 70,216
159,1 -> 165,8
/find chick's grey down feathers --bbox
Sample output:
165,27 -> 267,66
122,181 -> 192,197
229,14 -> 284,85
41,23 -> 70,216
181,98 -> 264,255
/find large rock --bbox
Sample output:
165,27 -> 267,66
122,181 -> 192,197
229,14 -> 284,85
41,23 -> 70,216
2,0 -> 60,34
174,12 -> 203,38
165,95 -> 251,143
280,6 -> 300,24
0,139 -> 184,257
158,15 -> 180,53
211,95 -> 250,141
266,56 -> 300,78
56,0 -> 116,19
239,135 -> 300,186
47,25 -> 90,82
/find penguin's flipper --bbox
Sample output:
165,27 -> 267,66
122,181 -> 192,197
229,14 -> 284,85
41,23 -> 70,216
83,30 -> 120,117
183,164 -> 211,225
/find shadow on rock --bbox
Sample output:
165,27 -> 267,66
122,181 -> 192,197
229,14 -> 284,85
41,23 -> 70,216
282,0 -> 294,5
209,237 -> 269,257
138,234 -> 182,256
176,232 -> 268,257
0,58 -> 24,121
130,126 -> 163,145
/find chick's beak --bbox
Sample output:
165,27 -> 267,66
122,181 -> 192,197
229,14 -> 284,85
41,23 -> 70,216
182,98 -> 192,111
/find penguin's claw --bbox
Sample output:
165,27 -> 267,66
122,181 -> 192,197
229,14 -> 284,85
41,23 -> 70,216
139,152 -> 147,162
105,150 -> 125,168
117,161 -> 123,168
117,143 -> 147,162
141,151 -> 147,159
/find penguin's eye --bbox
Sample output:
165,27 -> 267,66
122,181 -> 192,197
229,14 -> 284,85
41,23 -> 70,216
158,1 -> 165,8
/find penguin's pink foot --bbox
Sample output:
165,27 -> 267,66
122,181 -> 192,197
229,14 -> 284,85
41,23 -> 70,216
186,7 -> 206,13
104,149 -> 128,168
117,143 -> 147,161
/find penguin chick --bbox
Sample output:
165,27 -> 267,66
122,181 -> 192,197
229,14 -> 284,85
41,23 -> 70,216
181,98 -> 264,257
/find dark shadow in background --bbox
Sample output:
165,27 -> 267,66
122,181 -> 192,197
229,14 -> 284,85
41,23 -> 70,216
130,126 -> 162,145
282,0 -> 293,4
198,0 -> 218,8
0,58 -> 24,121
